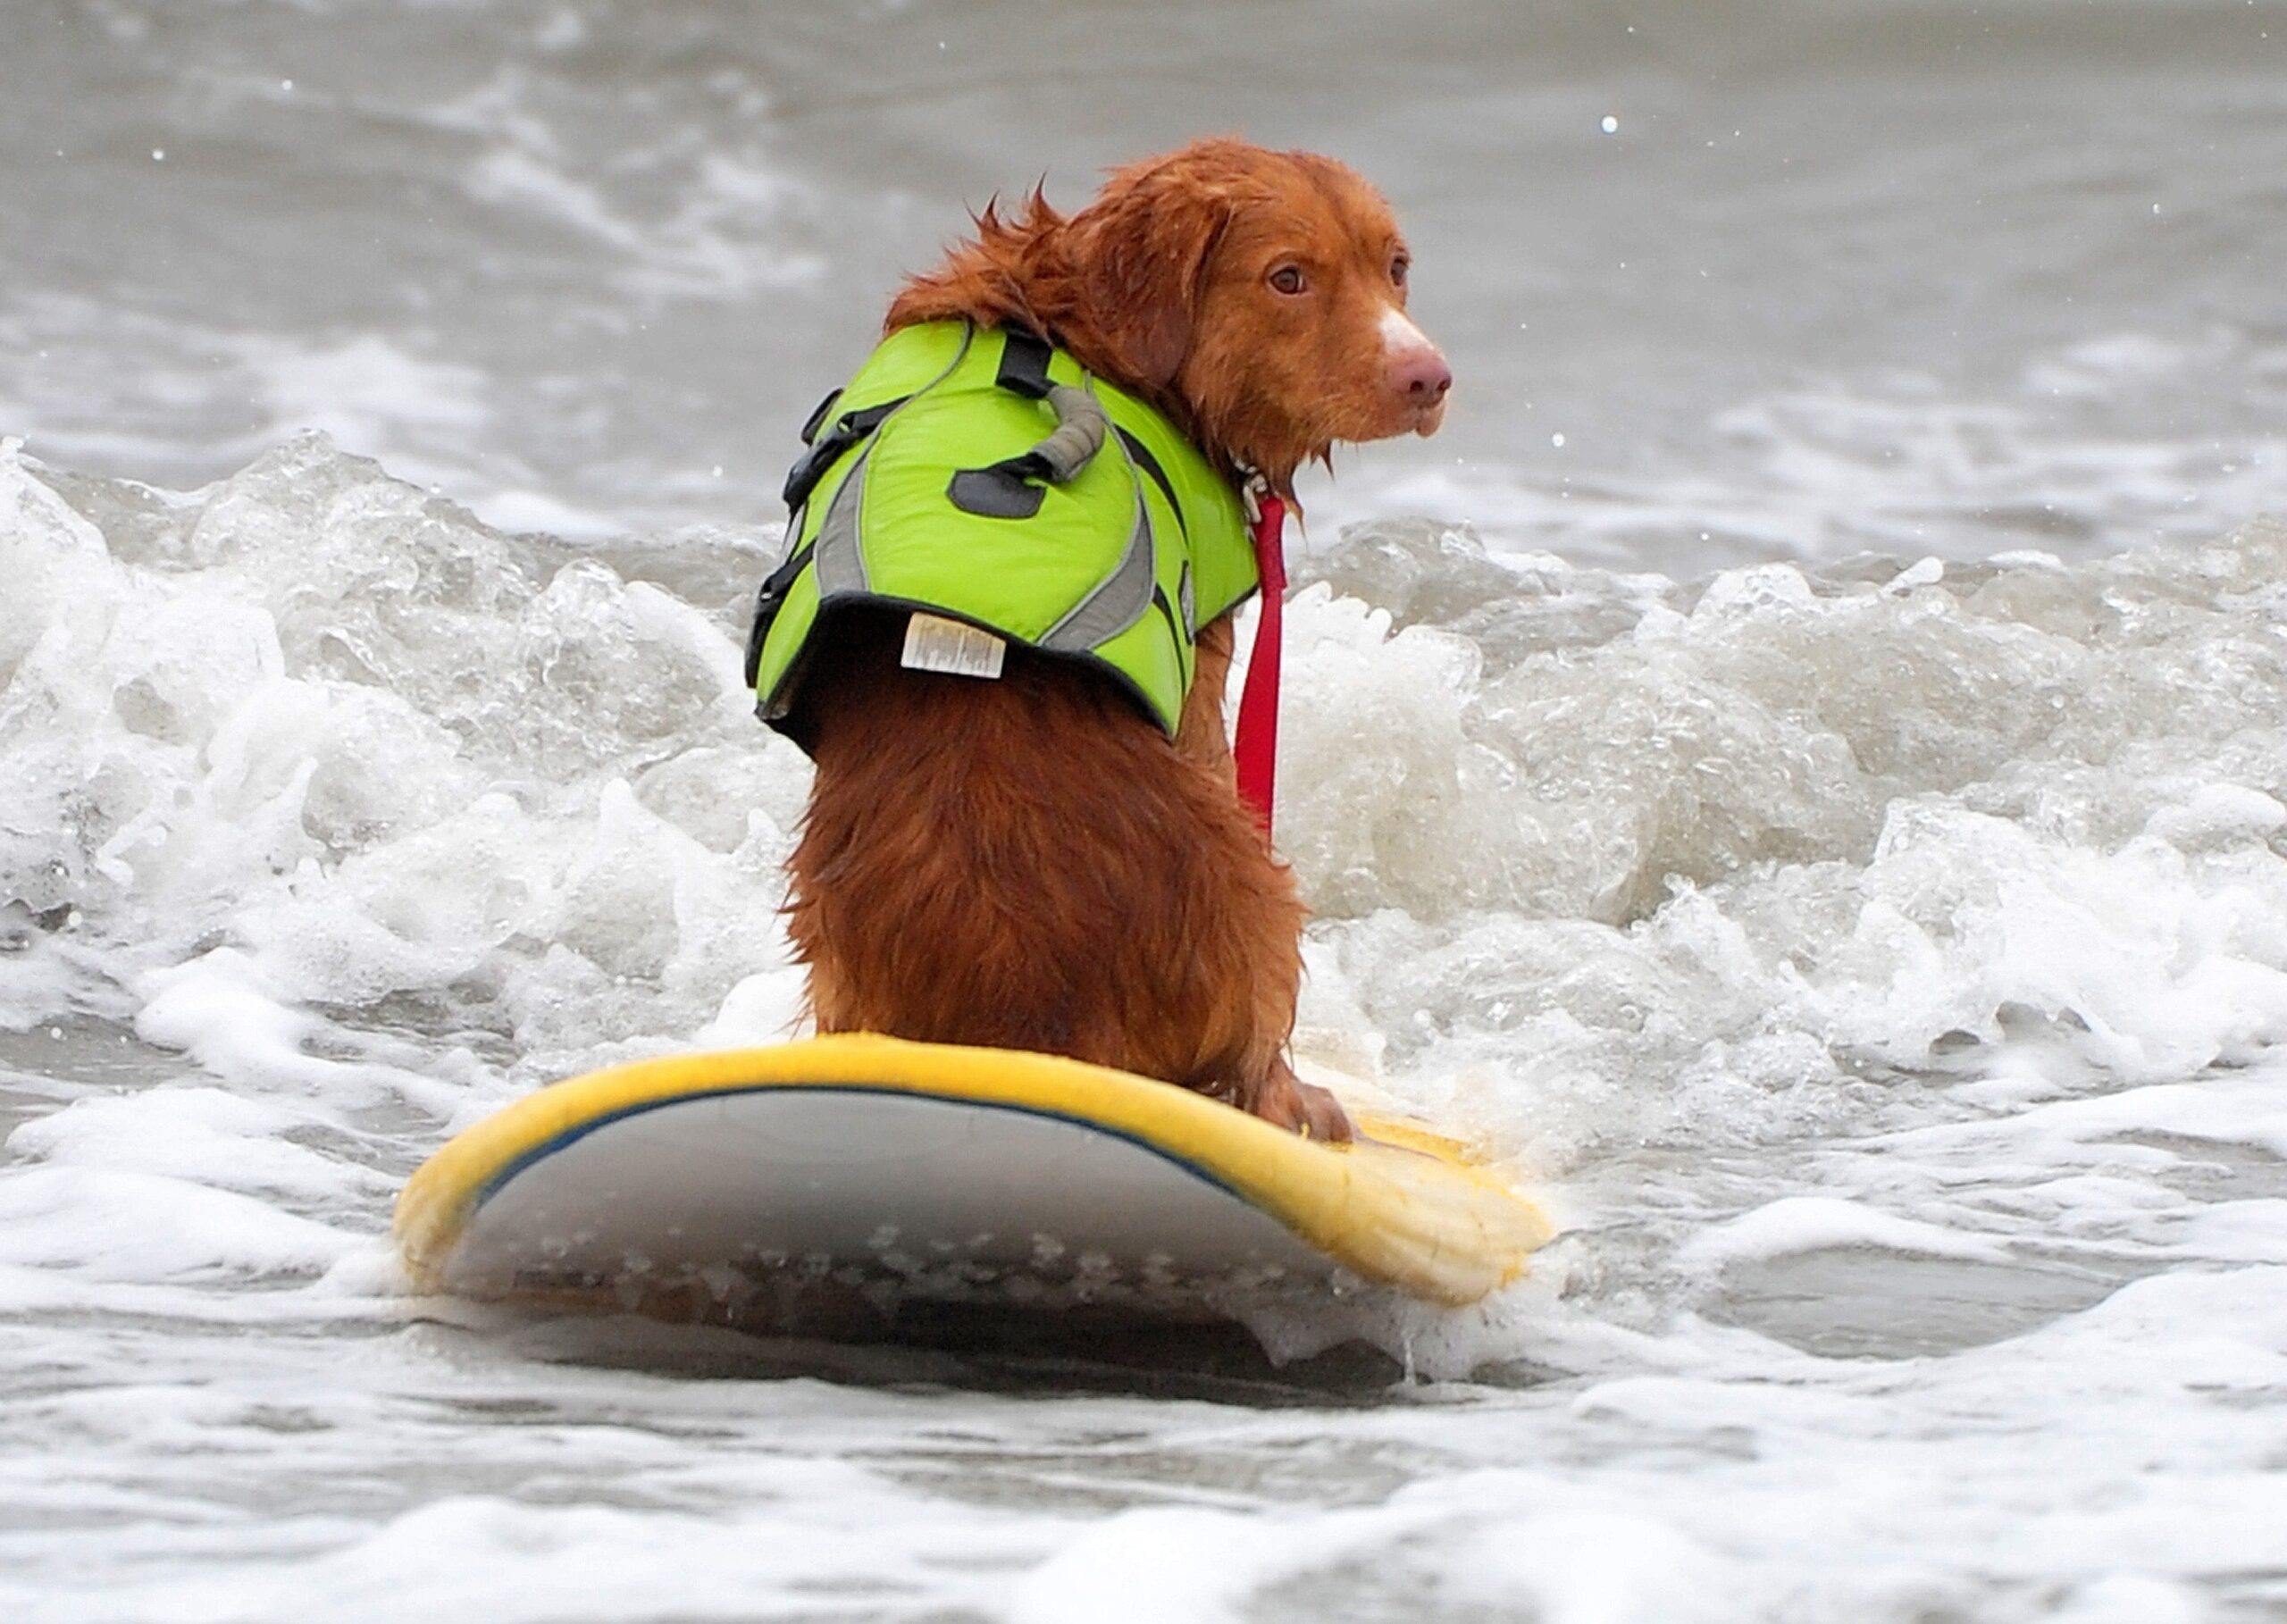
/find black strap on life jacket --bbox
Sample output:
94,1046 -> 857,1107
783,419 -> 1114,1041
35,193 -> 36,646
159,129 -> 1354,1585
750,391 -> 901,691
1115,427 -> 1186,541
993,327 -> 1055,399
741,535 -> 812,691
782,394 -> 906,514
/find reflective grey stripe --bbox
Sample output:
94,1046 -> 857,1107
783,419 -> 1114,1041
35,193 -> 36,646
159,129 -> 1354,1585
1040,419 -> 1157,655
806,323 -> 977,599
810,443 -> 872,595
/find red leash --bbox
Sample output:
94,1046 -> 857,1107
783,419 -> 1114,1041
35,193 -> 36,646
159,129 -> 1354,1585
1231,490 -> 1286,838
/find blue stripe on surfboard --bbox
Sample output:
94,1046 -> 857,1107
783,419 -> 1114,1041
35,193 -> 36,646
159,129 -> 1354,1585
464,1082 -> 1257,1224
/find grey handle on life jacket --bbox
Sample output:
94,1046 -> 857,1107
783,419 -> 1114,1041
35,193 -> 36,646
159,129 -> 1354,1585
947,377 -> 1110,520
1029,384 -> 1108,481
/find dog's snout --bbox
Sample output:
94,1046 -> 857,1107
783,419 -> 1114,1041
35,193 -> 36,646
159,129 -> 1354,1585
1378,304 -> 1451,423
1396,348 -> 1452,405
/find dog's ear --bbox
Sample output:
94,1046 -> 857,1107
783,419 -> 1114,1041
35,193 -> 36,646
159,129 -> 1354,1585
1066,172 -> 1232,390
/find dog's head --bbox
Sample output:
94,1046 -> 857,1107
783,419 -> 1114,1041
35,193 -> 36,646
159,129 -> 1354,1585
890,139 -> 1449,493
1060,139 -> 1450,488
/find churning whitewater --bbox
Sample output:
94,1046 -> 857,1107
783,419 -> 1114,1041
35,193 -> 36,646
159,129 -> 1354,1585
5,431 -> 2287,1618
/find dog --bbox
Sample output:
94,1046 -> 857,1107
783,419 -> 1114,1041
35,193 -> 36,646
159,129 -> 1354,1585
779,138 -> 1449,1142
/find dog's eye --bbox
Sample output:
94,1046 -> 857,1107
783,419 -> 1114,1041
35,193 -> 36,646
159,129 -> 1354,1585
1391,255 -> 1411,289
1268,264 -> 1307,296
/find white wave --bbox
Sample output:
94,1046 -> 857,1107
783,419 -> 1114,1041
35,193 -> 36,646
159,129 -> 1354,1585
7,439 -> 2287,1620
1676,1195 -> 2016,1271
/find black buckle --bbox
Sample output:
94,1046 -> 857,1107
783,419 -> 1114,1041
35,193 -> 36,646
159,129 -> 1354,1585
782,397 -> 903,512
741,540 -> 815,690
797,388 -> 843,447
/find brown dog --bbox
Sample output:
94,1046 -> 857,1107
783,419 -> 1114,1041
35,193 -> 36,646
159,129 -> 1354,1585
783,139 -> 1449,1141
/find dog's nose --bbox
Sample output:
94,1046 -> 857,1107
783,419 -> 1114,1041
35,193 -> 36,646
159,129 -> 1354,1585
1395,348 -> 1452,406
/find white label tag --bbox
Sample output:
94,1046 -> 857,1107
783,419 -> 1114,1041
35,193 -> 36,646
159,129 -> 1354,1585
901,612 -> 1007,680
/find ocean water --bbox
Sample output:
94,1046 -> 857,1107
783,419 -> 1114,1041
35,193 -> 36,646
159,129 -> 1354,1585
5,1 -> 2287,1620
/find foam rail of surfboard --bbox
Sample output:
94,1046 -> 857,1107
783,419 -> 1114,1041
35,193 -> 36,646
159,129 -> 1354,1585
396,1034 -> 1553,1335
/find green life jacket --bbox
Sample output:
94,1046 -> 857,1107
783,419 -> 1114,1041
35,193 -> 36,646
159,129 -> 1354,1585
742,320 -> 1257,746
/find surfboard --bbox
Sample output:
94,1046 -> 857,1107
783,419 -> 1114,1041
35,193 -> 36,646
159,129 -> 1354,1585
395,1034 -> 1552,1343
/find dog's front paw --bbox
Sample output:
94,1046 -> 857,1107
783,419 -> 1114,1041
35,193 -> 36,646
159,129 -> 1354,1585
1252,1061 -> 1353,1143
